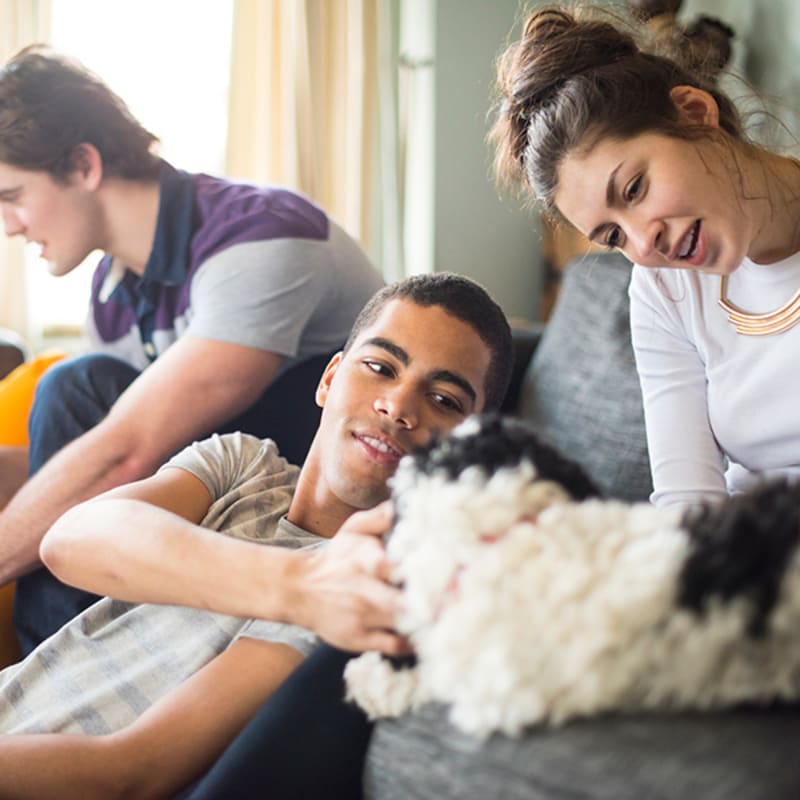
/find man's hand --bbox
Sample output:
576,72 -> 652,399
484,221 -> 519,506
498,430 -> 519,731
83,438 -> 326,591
289,502 -> 410,656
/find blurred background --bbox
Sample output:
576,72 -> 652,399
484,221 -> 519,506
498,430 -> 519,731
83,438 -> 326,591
1,0 -> 798,353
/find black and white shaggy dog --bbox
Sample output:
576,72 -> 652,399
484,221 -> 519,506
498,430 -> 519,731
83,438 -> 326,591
344,415 -> 800,737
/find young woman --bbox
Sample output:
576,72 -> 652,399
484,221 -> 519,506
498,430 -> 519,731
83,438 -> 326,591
490,5 -> 800,508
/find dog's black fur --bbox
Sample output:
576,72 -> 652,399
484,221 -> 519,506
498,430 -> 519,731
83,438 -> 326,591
404,414 -> 600,501
679,479 -> 800,636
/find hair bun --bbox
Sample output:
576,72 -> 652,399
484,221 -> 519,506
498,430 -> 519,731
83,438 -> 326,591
499,8 -> 638,124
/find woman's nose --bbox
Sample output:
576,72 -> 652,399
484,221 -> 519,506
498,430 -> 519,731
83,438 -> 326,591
627,219 -> 666,262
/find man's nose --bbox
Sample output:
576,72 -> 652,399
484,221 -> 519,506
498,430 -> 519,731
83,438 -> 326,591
373,387 -> 419,430
2,206 -> 24,237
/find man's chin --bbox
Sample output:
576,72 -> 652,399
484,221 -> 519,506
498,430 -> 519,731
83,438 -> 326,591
45,260 -> 78,278
346,486 -> 391,512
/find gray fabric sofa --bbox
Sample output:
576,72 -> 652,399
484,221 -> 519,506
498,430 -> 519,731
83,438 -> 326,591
363,253 -> 800,799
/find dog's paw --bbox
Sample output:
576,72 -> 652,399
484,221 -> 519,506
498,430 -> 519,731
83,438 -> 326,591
344,652 -> 420,719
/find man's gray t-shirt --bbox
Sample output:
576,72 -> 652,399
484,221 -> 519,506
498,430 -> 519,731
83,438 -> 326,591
0,432 -> 320,735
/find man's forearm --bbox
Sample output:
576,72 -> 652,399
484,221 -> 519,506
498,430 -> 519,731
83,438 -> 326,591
0,639 -> 303,800
0,734 -> 122,800
0,428 -> 148,584
45,499 -> 407,654
42,496 -> 300,618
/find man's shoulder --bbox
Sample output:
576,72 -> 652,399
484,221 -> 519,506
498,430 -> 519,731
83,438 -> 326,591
190,176 -> 331,261
167,432 -> 299,493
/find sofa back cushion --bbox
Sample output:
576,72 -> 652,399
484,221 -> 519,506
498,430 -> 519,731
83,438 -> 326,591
517,252 -> 652,502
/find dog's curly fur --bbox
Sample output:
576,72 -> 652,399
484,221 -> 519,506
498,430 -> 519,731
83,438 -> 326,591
345,414 -> 800,737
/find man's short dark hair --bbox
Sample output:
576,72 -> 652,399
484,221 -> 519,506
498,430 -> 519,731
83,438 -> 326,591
0,46 -> 160,181
344,272 -> 512,412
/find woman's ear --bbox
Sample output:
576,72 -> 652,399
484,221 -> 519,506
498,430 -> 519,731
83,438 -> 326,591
670,85 -> 720,128
315,352 -> 343,408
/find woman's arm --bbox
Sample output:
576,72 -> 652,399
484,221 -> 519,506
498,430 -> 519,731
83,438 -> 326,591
629,267 -> 728,507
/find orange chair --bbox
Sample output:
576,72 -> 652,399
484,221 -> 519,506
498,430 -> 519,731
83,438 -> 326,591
0,349 -> 67,667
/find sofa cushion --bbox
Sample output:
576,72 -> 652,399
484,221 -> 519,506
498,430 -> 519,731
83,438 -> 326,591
517,253 -> 652,502
364,702 -> 800,800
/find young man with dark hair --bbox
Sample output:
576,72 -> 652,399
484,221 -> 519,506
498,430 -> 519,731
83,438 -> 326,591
0,273 -> 512,799
0,46 -> 384,653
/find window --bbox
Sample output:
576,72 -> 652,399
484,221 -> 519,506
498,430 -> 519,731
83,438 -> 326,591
26,0 -> 234,348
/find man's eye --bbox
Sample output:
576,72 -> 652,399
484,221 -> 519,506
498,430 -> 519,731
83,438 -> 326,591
365,360 -> 393,377
432,393 -> 463,413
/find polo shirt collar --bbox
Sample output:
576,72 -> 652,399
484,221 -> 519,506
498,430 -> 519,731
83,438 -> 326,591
140,159 -> 196,286
101,159 -> 196,303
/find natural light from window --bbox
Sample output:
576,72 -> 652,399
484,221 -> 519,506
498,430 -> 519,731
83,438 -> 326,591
25,0 -> 234,347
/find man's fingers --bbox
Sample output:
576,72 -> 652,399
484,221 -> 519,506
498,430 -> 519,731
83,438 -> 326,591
360,579 -> 403,628
343,501 -> 393,537
361,630 -> 413,657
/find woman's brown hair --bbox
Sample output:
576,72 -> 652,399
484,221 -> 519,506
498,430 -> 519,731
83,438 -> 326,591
489,6 -> 743,214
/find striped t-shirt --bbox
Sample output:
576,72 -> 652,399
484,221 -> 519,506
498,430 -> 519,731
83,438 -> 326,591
0,433 -> 320,734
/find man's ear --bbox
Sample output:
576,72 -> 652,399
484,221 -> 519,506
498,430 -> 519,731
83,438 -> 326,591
68,143 -> 104,190
315,352 -> 343,408
670,85 -> 720,128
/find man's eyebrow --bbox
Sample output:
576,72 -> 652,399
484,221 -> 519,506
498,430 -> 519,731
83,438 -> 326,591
587,161 -> 624,243
360,336 -> 477,403
0,186 -> 21,201
360,337 -> 409,365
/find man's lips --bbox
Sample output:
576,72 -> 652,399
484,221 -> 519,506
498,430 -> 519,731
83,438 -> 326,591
26,240 -> 47,259
354,432 -> 406,464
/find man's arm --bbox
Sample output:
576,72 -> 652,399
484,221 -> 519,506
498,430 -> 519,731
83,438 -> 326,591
0,636 -> 303,800
0,335 -> 283,583
42,477 -> 406,654
0,447 -> 28,510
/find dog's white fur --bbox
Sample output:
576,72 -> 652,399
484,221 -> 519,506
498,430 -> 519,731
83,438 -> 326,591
345,424 -> 800,738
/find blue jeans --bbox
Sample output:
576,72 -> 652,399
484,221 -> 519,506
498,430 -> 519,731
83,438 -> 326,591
14,350 -> 334,656
181,645 -> 370,800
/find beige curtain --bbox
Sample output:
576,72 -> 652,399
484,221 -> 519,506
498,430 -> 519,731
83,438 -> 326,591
0,0 -> 51,340
226,0 -> 402,269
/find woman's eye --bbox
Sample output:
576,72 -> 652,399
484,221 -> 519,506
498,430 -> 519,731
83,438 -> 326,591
625,175 -> 643,201
605,226 -> 622,249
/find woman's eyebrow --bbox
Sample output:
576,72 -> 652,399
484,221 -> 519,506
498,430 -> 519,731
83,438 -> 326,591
587,162 -> 625,242
605,162 -> 624,206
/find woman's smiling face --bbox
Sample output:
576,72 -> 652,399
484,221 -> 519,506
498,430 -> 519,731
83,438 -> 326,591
554,128 -> 755,276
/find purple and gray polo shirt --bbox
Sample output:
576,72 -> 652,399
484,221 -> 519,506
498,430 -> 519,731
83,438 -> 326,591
86,161 -> 383,372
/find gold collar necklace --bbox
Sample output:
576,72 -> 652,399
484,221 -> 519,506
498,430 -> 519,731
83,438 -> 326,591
719,275 -> 800,336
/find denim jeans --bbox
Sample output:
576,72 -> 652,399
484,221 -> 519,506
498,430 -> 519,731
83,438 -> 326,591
14,350 -> 334,656
182,645 -> 370,800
